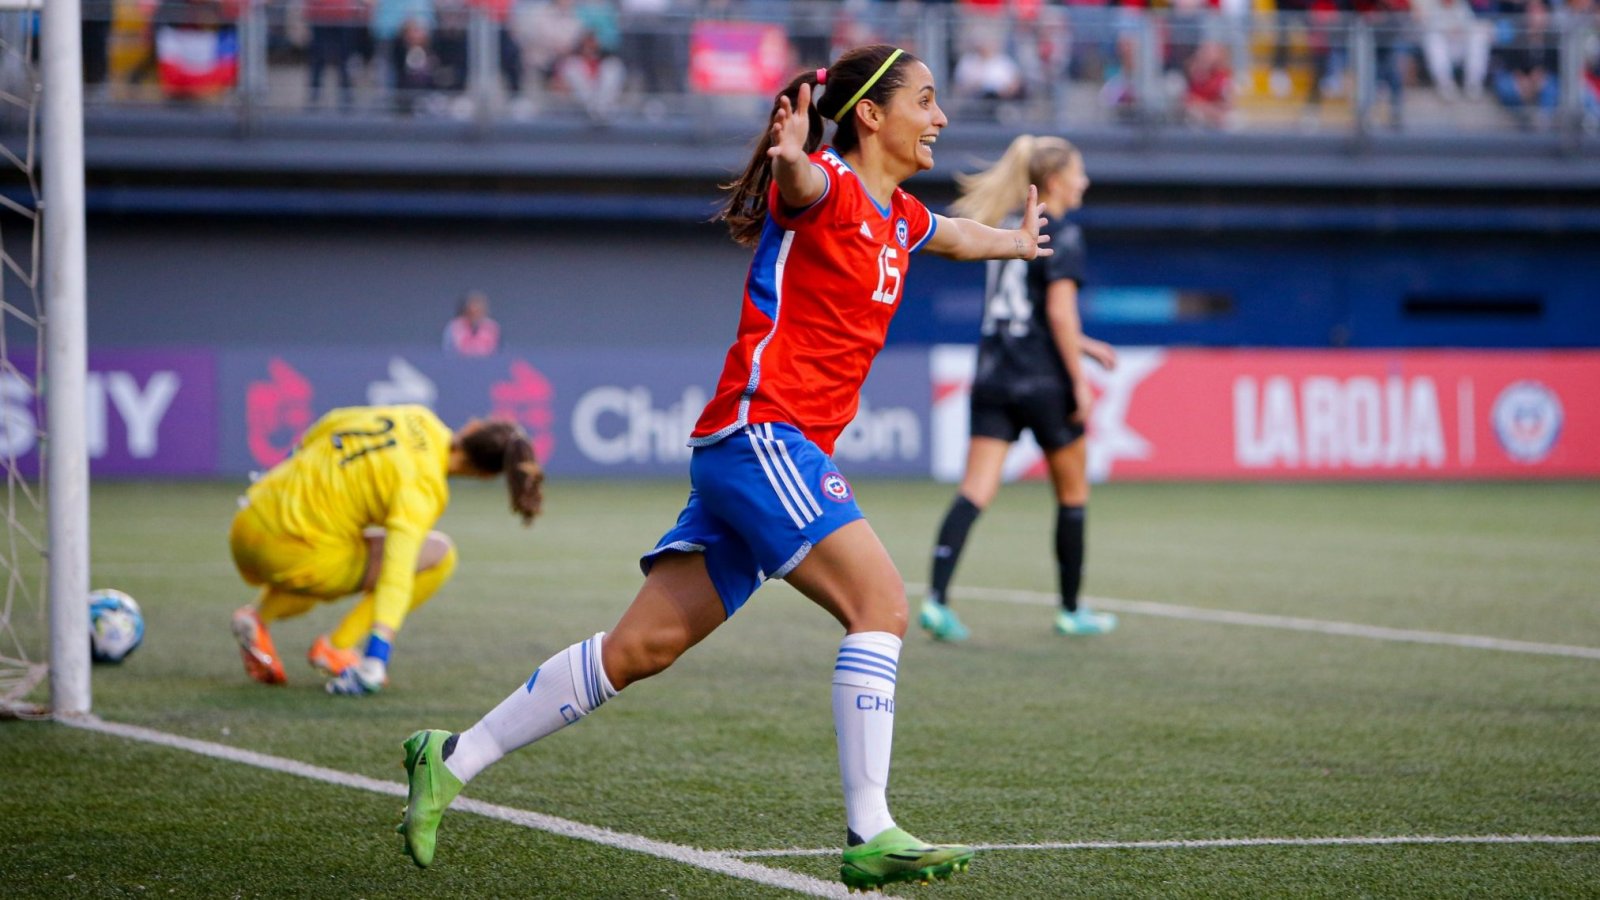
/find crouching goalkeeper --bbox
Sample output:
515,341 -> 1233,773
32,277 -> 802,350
228,404 -> 543,695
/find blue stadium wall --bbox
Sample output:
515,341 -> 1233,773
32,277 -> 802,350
73,215 -> 1600,352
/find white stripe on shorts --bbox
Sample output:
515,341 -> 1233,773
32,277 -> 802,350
767,426 -> 823,518
760,424 -> 822,520
747,428 -> 811,529
747,425 -> 820,529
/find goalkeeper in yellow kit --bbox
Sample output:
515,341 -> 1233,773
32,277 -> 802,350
228,404 -> 544,695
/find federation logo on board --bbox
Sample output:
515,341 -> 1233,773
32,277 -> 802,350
1491,380 -> 1563,463
821,471 -> 853,502
894,217 -> 909,248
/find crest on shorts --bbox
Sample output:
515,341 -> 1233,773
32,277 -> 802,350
1492,380 -> 1563,463
821,472 -> 853,502
894,217 -> 909,248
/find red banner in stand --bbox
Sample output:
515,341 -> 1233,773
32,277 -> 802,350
687,21 -> 792,95
930,348 -> 1600,481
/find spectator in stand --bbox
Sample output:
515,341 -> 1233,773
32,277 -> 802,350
1357,0 -> 1414,129
559,29 -> 628,123
517,0 -> 624,118
1412,0 -> 1490,101
429,0 -> 472,94
517,0 -> 587,94
1301,0 -> 1350,121
371,0 -> 436,95
1490,0 -> 1588,128
1184,38 -> 1234,128
1269,0 -> 1314,98
306,0 -> 370,110
1566,0 -> 1600,128
443,290 -> 501,356
395,17 -> 445,113
953,26 -> 1026,120
83,2 -> 112,96
619,0 -> 685,104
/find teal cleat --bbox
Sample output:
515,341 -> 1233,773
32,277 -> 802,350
918,599 -> 971,643
397,729 -> 464,868
840,826 -> 975,891
1053,607 -> 1118,636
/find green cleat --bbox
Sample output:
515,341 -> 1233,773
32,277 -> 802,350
398,729 -> 464,868
1053,607 -> 1118,636
840,826 -> 975,891
918,599 -> 971,643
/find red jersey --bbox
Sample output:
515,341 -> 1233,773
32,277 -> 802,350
691,148 -> 936,455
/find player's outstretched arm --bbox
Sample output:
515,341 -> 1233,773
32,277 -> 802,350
925,185 -> 1054,262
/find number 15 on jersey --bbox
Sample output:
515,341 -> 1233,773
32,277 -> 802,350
872,246 -> 901,306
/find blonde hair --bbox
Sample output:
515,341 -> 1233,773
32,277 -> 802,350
950,135 -> 1081,227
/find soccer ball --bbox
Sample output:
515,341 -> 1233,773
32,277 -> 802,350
89,589 -> 144,664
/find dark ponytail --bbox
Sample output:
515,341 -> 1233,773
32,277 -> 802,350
718,68 -> 826,248
460,419 -> 545,526
717,44 -> 920,248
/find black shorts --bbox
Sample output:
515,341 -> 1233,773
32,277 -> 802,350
969,387 -> 1084,452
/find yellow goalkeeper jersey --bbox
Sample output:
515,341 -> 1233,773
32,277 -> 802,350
246,405 -> 453,612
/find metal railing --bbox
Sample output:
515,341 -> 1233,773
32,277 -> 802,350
57,1 -> 1600,141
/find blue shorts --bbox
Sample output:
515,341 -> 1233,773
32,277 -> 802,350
640,422 -> 864,618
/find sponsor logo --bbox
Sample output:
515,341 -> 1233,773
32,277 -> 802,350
571,385 -> 705,465
1234,375 -> 1446,470
1492,380 -> 1563,463
894,217 -> 909,248
492,360 -> 557,463
246,358 -> 314,467
821,471 -> 853,502
832,397 -> 922,463
366,356 -> 437,408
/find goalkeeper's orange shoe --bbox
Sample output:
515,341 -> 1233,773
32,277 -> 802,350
307,634 -> 360,678
232,605 -> 286,685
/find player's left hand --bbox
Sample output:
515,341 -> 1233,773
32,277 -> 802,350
1071,378 -> 1094,425
1081,336 -> 1118,371
1014,184 -> 1053,260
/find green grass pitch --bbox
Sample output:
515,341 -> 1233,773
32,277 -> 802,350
4,479 -> 1598,897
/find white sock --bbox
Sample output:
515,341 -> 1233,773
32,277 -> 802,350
832,631 -> 901,843
444,632 -> 616,783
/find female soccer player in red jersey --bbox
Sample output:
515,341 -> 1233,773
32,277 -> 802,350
920,135 -> 1121,643
396,45 -> 1051,891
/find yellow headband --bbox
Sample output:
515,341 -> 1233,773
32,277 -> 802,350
831,48 -> 905,123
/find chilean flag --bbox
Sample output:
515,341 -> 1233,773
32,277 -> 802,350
156,27 -> 239,97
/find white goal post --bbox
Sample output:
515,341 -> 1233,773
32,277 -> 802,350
42,0 -> 91,716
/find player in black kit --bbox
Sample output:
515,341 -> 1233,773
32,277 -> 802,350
921,135 -> 1119,642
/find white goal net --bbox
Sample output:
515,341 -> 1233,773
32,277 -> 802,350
0,1 -> 47,714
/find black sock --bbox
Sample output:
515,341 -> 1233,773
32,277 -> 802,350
1056,505 -> 1086,613
929,495 -> 982,606
442,733 -> 460,761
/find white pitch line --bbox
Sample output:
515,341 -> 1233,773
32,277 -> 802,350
907,583 -> 1600,661
730,833 -> 1600,858
57,715 -> 849,899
